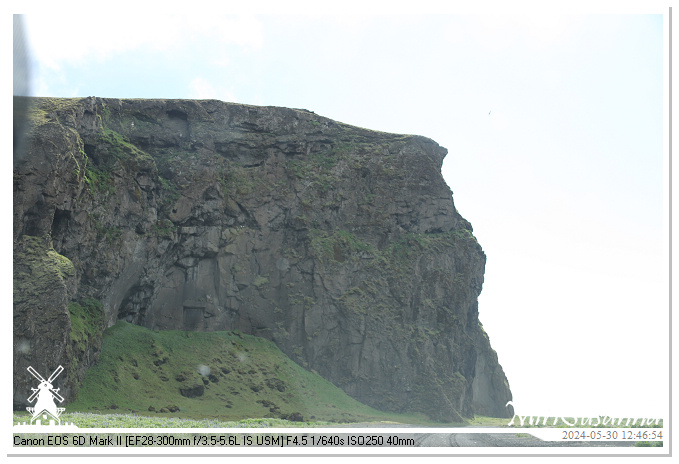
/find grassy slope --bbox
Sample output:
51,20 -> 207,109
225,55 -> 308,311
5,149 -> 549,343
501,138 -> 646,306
64,321 -> 436,425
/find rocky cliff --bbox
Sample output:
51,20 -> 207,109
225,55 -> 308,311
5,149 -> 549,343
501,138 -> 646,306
13,96 -> 513,421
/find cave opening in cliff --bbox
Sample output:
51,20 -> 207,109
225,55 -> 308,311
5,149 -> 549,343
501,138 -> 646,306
83,143 -> 95,159
50,208 -> 71,239
166,109 -> 188,120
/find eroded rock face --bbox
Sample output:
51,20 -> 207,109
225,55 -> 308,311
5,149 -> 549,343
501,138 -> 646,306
13,96 -> 513,420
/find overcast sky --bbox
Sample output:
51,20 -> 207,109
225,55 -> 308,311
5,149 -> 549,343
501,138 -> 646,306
12,1 -> 672,421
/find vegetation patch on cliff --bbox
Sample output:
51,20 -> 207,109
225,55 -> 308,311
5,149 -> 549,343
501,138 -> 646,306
97,129 -> 154,166
286,147 -> 346,194
68,299 -> 105,353
309,228 -> 372,263
309,228 -> 479,275
66,298 -> 107,389
84,166 -> 115,195
21,96 -> 88,130
13,235 -> 75,307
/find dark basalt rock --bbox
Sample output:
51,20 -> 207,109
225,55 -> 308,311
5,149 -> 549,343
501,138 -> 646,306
13,96 -> 513,420
179,384 -> 205,398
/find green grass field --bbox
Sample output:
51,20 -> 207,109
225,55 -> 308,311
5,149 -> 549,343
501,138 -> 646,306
32,321 -> 441,426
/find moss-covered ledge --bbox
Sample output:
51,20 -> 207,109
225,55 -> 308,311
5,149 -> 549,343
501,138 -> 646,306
13,235 -> 105,408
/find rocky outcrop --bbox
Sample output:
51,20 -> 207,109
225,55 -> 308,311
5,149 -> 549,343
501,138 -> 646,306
13,96 -> 513,420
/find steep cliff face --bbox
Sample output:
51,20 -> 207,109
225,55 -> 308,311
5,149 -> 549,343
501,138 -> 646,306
13,96 -> 512,421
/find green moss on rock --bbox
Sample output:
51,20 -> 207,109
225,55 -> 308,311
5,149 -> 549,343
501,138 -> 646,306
97,128 -> 154,168
13,235 -> 75,307
309,228 -> 373,263
69,299 -> 105,353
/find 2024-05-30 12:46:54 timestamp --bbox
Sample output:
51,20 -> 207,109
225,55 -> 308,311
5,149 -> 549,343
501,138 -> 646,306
560,429 -> 663,441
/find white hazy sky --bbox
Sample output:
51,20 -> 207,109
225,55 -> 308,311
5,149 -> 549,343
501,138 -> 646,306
11,1 -> 673,422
